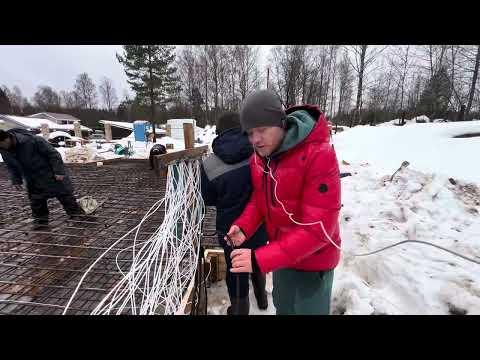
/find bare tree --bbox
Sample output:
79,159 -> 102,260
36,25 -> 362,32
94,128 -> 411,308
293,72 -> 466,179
337,51 -> 354,117
234,45 -> 261,101
2,85 -> 26,114
60,90 -> 76,109
33,85 -> 61,111
389,45 -> 412,124
322,45 -> 339,111
99,77 -> 118,111
347,45 -> 388,126
205,45 -> 220,122
177,45 -> 199,116
270,45 -> 309,107
74,73 -> 98,109
419,45 -> 448,80
465,45 -> 480,118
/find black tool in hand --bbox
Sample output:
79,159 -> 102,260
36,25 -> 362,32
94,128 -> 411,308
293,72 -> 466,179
223,231 -> 241,314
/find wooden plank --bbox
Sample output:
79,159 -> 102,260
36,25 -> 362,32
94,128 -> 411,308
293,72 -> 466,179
175,272 -> 196,315
154,145 -> 208,171
183,123 -> 194,149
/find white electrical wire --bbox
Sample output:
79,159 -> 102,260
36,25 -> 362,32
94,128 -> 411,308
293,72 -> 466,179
63,160 -> 205,315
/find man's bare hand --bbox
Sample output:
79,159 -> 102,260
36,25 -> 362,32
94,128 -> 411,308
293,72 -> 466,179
225,224 -> 246,247
54,175 -> 65,181
230,249 -> 252,273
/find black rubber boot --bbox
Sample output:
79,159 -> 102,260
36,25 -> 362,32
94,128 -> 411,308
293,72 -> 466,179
251,271 -> 268,310
227,297 -> 250,315
32,218 -> 49,230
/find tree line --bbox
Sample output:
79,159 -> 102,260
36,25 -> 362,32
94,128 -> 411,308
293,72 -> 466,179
1,45 -> 479,133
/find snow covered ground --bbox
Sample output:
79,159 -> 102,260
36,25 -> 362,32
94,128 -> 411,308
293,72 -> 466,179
53,125 -> 217,163
1,124 -> 216,164
207,120 -> 480,315
334,120 -> 480,183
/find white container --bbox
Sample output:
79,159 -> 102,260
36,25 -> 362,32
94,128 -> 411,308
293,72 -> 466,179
166,119 -> 196,140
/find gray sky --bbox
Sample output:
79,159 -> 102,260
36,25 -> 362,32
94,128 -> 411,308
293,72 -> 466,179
0,45 -> 131,100
0,45 -> 273,101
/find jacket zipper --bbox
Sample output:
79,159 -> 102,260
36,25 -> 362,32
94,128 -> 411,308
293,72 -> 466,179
270,159 -> 280,207
264,161 -> 272,220
274,228 -> 279,241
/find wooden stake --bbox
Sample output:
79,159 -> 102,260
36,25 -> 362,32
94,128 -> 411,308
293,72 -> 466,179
183,123 -> 194,149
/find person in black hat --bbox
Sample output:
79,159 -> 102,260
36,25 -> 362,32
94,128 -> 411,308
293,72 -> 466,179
149,144 -> 167,170
0,128 -> 85,229
200,112 -> 268,315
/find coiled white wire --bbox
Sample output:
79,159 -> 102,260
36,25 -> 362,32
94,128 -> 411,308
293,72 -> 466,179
63,160 -> 205,315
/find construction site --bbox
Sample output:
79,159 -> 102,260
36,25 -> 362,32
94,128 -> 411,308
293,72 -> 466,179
0,126 -> 223,315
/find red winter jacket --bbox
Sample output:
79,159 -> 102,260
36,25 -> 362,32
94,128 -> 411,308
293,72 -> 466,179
233,105 -> 341,273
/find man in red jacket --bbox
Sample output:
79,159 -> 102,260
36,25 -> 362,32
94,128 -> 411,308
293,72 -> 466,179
226,89 -> 342,315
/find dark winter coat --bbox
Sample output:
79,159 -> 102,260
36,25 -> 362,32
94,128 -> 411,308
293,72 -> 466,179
0,129 -> 74,199
201,127 -> 267,246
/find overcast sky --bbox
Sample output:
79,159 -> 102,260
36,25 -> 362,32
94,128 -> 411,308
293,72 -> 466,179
0,45 -> 273,101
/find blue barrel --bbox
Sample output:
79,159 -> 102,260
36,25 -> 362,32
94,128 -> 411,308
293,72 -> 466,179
133,121 -> 148,142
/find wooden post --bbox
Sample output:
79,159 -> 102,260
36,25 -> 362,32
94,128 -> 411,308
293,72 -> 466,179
74,121 -> 82,138
40,123 -> 49,139
166,124 -> 172,137
183,123 -> 194,149
154,145 -> 209,177
104,122 -> 112,141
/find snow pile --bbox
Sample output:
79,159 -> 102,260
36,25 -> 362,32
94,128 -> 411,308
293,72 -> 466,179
379,115 -> 433,126
331,120 -> 480,314
332,162 -> 480,315
198,125 -> 217,145
49,131 -> 71,140
412,115 -> 430,123
58,142 -> 124,163
333,120 -> 480,183
62,146 -> 104,163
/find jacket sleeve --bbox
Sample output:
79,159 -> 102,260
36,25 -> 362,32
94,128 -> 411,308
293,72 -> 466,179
254,144 -> 341,273
1,152 -> 24,185
233,160 -> 264,239
200,162 -> 217,206
35,137 -> 66,175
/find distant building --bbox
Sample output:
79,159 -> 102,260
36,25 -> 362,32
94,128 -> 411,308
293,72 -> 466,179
28,112 -> 81,125
99,120 -> 166,140
0,114 -> 92,138
99,120 -> 133,140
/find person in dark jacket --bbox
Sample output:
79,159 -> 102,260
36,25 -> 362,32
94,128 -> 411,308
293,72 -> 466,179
0,129 -> 85,229
201,112 -> 268,315
149,143 -> 167,170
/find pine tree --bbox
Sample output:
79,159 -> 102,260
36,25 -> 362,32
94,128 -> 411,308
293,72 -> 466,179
418,66 -> 452,119
116,45 -> 180,141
